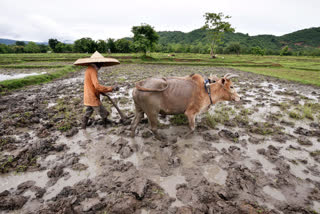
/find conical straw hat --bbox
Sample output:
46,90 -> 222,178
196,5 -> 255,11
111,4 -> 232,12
73,51 -> 120,67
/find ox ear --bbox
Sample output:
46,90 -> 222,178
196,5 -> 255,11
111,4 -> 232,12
221,78 -> 226,85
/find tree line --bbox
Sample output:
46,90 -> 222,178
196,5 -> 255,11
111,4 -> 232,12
0,24 -> 159,55
2,39 -> 320,56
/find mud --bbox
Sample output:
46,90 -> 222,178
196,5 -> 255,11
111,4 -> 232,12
0,64 -> 320,213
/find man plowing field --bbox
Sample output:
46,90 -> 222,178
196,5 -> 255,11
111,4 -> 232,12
73,51 -> 120,129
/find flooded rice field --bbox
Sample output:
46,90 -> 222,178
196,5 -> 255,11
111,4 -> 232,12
0,64 -> 320,213
0,72 -> 47,81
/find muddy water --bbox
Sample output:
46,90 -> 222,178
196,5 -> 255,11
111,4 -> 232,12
263,186 -> 287,202
0,72 -> 46,81
0,64 -> 320,213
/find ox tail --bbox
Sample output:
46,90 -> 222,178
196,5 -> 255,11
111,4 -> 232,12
135,78 -> 169,92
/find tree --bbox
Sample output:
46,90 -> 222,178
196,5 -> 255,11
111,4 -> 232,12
48,38 -> 59,52
64,44 -> 73,53
280,46 -> 292,56
0,44 -> 11,53
106,38 -> 116,53
225,42 -> 241,55
38,44 -> 49,53
73,38 -> 97,53
54,43 -> 66,53
251,46 -> 265,56
115,39 -> 132,53
132,24 -> 159,55
96,40 -> 107,53
202,12 -> 235,58
24,42 -> 40,53
15,41 -> 25,46
12,45 -> 24,53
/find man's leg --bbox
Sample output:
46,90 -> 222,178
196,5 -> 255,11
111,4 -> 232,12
82,106 -> 94,129
100,105 -> 112,127
95,104 -> 111,127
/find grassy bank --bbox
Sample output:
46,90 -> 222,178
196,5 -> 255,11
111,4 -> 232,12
0,65 -> 66,69
0,65 -> 80,92
236,67 -> 320,87
0,53 -> 319,88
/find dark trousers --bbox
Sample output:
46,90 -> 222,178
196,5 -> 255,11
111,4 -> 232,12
84,105 -> 109,119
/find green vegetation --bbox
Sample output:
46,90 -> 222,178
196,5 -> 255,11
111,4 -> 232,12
0,155 -> 14,173
289,111 -> 304,120
132,24 -> 159,55
1,27 -> 320,55
310,150 -> 320,157
203,112 -> 218,128
157,27 -> 320,55
288,103 -> 320,120
202,104 -> 235,128
0,52 -> 319,91
53,97 -> 79,132
202,12 -> 234,57
170,114 -> 189,125
0,64 -> 65,69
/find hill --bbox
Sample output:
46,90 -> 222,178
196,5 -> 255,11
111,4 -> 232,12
0,38 -> 48,45
0,38 -> 30,45
157,27 -> 320,51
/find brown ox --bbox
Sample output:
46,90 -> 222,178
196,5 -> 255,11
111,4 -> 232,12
130,73 -> 240,139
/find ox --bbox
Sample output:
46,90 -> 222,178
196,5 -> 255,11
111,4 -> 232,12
130,73 -> 240,140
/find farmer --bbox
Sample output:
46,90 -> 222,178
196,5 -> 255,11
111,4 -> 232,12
73,51 -> 120,129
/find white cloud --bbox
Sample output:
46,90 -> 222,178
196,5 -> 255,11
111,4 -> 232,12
0,0 -> 319,42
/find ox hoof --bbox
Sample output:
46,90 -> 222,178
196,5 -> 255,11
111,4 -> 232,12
154,133 -> 167,142
130,131 -> 135,138
121,118 -> 132,126
182,130 -> 194,139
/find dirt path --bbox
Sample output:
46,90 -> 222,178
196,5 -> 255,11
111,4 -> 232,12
0,64 -> 320,214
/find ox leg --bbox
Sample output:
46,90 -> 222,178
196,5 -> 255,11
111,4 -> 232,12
184,111 -> 196,138
130,104 -> 144,137
146,111 -> 166,141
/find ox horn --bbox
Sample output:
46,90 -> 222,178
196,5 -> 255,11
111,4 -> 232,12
224,73 -> 238,80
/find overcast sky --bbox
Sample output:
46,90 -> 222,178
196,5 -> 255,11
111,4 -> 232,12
1,0 -> 319,42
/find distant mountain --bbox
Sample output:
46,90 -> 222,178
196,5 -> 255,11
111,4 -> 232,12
62,40 -> 74,44
0,38 -> 29,45
157,27 -> 320,51
0,38 -> 47,45
1,27 -> 319,52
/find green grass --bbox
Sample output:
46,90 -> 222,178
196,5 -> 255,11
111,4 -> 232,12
236,67 -> 320,87
0,53 -> 319,88
0,64 -> 65,69
0,65 -> 80,91
170,114 -> 189,125
310,150 -> 320,157
287,102 -> 320,121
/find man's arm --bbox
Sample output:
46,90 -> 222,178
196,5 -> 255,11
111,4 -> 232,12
90,70 -> 113,93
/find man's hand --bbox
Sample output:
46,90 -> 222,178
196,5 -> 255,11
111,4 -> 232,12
113,85 -> 120,91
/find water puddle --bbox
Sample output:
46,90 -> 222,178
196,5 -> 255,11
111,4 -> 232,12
43,168 -> 93,201
263,186 -> 287,202
0,170 -> 49,191
47,102 -> 57,108
202,165 -> 228,185
313,201 -> 320,214
245,144 -> 278,175
0,72 -> 46,81
151,173 -> 186,208
178,148 -> 200,168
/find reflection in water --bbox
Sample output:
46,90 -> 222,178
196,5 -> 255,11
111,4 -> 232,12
0,72 -> 46,81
